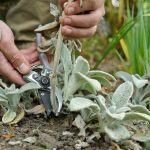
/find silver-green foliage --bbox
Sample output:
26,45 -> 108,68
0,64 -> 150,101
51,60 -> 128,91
116,71 -> 150,105
69,81 -> 150,142
60,43 -> 116,104
0,82 -> 41,124
29,1 -> 150,143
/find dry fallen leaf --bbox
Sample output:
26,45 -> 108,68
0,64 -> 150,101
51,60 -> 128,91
110,142 -> 123,150
2,125 -> 15,139
23,137 -> 36,144
2,134 -> 15,139
8,141 -> 22,146
10,106 -> 25,125
25,104 -> 45,115
62,131 -> 74,136
75,140 -> 89,150
72,115 -> 86,137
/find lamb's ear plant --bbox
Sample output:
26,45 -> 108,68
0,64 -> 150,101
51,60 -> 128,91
62,55 -> 116,105
30,0 -> 150,145
59,38 -> 116,104
0,82 -> 41,124
69,81 -> 150,142
35,1 -> 117,112
116,71 -> 150,106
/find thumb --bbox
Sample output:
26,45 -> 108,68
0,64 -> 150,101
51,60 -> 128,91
0,42 -> 30,74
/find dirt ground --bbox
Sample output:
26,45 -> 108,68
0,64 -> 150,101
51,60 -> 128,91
1,114 -> 150,150
0,114 -> 111,150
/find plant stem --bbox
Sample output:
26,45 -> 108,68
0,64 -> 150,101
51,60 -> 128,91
50,0 -> 74,114
50,26 -> 63,114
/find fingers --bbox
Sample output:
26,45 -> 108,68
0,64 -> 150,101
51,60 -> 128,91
0,43 -> 41,85
21,43 -> 37,55
64,0 -> 104,15
21,44 -> 53,65
0,21 -> 30,74
0,42 -> 30,74
0,52 -> 26,85
61,8 -> 104,28
20,44 -> 39,64
59,0 -> 105,39
22,51 -> 39,64
30,60 -> 41,67
62,25 -> 97,38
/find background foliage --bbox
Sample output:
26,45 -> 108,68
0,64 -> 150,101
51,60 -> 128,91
1,0 -> 149,76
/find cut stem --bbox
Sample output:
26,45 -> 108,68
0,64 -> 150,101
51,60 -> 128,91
50,25 -> 63,114
50,0 -> 74,114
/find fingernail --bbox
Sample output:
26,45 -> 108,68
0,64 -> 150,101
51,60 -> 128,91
17,63 -> 29,74
67,7 -> 75,15
64,18 -> 71,25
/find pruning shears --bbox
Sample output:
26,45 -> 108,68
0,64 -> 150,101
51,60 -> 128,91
23,32 -> 63,116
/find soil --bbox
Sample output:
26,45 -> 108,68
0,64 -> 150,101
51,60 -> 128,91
0,114 -> 111,150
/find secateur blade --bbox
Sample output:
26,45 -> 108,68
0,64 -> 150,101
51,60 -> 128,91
36,32 -> 52,116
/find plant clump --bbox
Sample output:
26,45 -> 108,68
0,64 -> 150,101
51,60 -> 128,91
0,0 -> 150,149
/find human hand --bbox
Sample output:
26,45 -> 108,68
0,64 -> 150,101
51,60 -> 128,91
59,0 -> 105,38
0,21 -> 39,85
